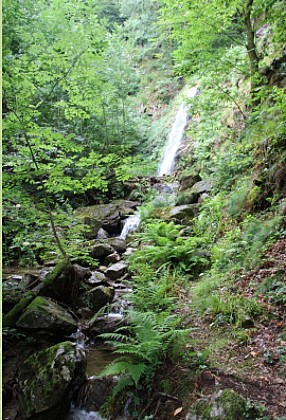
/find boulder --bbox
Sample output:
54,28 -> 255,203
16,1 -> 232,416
105,261 -> 127,280
74,200 -> 139,238
84,271 -> 107,286
73,377 -> 115,412
106,237 -> 127,253
191,179 -> 213,194
169,204 -> 200,222
96,228 -> 110,239
179,174 -> 201,191
18,341 -> 86,419
17,296 -> 78,333
104,252 -> 121,265
89,243 -> 115,260
78,286 -> 115,312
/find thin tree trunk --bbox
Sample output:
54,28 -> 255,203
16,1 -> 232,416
243,0 -> 260,94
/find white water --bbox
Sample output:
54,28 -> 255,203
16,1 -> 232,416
119,87 -> 198,238
120,214 -> 140,239
67,408 -> 103,420
158,86 -> 198,177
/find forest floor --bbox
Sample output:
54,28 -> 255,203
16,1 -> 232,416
146,239 -> 286,419
173,238 -> 286,419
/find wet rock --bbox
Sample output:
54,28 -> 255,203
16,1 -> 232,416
78,286 -> 115,312
105,261 -> 127,280
88,314 -> 125,335
74,377 -> 115,412
84,271 -> 107,286
74,201 -> 139,238
17,296 -> 78,333
104,252 -> 121,265
89,243 -> 114,260
18,341 -> 86,419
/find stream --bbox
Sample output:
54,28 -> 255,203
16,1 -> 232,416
68,86 -> 199,418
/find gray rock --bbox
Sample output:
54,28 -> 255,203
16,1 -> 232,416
191,179 -> 213,194
169,204 -> 200,221
106,238 -> 127,253
84,271 -> 107,286
18,341 -> 86,419
105,261 -> 127,280
104,252 -> 121,265
78,286 -> 114,312
96,228 -> 110,239
74,377 -> 115,412
89,243 -> 115,260
74,201 -> 139,238
179,174 -> 201,191
17,297 -> 78,333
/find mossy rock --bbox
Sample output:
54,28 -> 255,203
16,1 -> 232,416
78,285 -> 115,312
18,341 -> 86,419
186,389 -> 257,419
17,296 -> 78,333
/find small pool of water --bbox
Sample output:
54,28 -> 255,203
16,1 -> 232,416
86,344 -> 117,377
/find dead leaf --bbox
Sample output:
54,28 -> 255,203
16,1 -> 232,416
174,407 -> 183,416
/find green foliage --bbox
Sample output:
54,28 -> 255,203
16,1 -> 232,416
207,293 -> 263,326
258,271 -> 286,305
129,221 -> 209,274
99,310 -> 188,398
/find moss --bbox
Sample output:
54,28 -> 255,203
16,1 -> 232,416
18,341 -> 85,418
188,389 -> 256,419
2,293 -> 35,327
217,389 -> 247,419
43,259 -> 71,287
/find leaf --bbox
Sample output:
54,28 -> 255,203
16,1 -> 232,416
174,407 -> 183,416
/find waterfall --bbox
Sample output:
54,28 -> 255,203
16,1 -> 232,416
119,86 -> 198,238
158,86 -> 198,177
120,214 -> 140,239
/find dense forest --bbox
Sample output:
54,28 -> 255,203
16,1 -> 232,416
2,0 -> 286,419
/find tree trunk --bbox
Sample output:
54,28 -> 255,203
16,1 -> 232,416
243,0 -> 260,96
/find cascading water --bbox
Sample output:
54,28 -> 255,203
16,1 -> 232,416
119,86 -> 198,239
68,87 -> 199,419
158,86 -> 198,177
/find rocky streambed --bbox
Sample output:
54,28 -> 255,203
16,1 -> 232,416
3,176 -> 213,420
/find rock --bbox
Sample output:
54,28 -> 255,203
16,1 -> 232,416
105,261 -> 127,280
74,200 -> 139,238
74,377 -> 115,412
169,204 -> 200,222
176,189 -> 200,205
17,296 -> 78,333
105,252 -> 121,265
89,243 -> 115,260
84,271 -> 107,286
88,314 -> 125,335
191,179 -> 213,194
78,286 -> 115,312
18,341 -> 86,419
3,293 -> 35,327
73,264 -> 92,280
96,228 -> 110,239
106,238 -> 127,253
179,174 -> 201,191
39,260 -> 81,307
186,389 -> 258,419
123,247 -> 135,257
